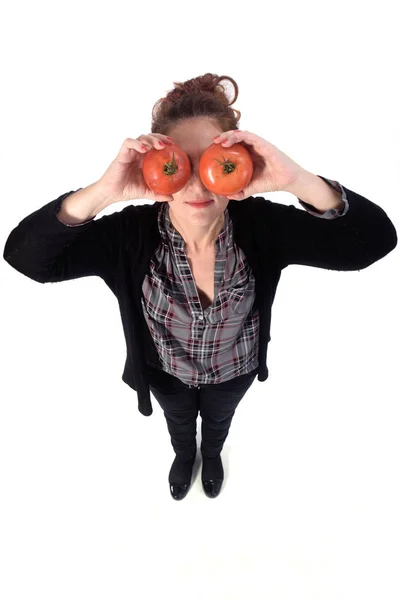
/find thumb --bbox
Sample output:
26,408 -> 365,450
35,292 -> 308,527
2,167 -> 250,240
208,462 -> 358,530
227,191 -> 245,200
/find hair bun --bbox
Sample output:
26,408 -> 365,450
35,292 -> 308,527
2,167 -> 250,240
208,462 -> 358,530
151,72 -> 241,134
168,73 -> 238,107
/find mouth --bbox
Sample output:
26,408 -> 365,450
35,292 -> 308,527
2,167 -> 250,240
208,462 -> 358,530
185,199 -> 214,207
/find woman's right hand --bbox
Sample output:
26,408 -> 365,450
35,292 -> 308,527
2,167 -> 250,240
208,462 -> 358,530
97,134 -> 176,204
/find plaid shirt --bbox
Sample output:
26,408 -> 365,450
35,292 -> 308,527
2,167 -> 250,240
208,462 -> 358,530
139,177 -> 348,387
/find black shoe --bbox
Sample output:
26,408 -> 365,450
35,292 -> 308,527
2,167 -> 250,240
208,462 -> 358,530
169,454 -> 196,501
202,479 -> 223,498
201,454 -> 224,498
170,482 -> 191,501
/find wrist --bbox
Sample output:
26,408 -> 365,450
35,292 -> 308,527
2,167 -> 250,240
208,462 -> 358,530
283,169 -> 314,194
93,180 -> 119,207
284,170 -> 345,212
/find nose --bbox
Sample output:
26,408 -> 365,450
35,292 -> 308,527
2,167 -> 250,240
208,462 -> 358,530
186,163 -> 210,196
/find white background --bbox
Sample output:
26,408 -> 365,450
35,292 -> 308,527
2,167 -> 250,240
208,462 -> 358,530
1,1 -> 399,599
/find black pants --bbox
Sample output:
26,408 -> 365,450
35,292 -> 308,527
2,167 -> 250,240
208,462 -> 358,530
148,365 -> 258,461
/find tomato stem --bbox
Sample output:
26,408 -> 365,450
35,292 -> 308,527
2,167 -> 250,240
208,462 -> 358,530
164,151 -> 179,177
214,154 -> 237,174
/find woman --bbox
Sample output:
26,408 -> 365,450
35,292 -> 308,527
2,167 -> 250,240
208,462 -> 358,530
3,73 -> 397,502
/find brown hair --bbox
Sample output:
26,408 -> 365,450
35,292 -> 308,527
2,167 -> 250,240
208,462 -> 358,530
150,73 -> 241,136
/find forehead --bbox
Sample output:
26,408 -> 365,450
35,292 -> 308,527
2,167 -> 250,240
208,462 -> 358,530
168,118 -> 220,154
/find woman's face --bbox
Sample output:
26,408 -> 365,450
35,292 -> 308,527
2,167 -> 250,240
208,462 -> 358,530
165,117 -> 230,223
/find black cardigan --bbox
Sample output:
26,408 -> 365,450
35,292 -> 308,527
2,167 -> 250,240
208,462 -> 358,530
3,182 -> 397,416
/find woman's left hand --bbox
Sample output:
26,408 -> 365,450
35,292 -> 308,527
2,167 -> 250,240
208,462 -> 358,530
213,130 -> 306,199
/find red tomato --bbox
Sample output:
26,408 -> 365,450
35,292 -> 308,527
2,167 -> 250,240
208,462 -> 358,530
142,143 -> 191,195
199,143 -> 253,195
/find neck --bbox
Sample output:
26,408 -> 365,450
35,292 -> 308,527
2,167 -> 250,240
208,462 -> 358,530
169,210 -> 225,254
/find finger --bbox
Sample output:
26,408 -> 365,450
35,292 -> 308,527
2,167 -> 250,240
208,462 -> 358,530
151,134 -> 175,146
160,134 -> 175,143
214,130 -> 243,146
138,135 -> 174,150
122,137 -> 152,154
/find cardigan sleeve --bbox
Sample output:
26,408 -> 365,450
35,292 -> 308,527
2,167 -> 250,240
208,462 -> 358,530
263,177 -> 397,272
298,177 -> 349,219
54,188 -> 97,227
3,190 -> 129,284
